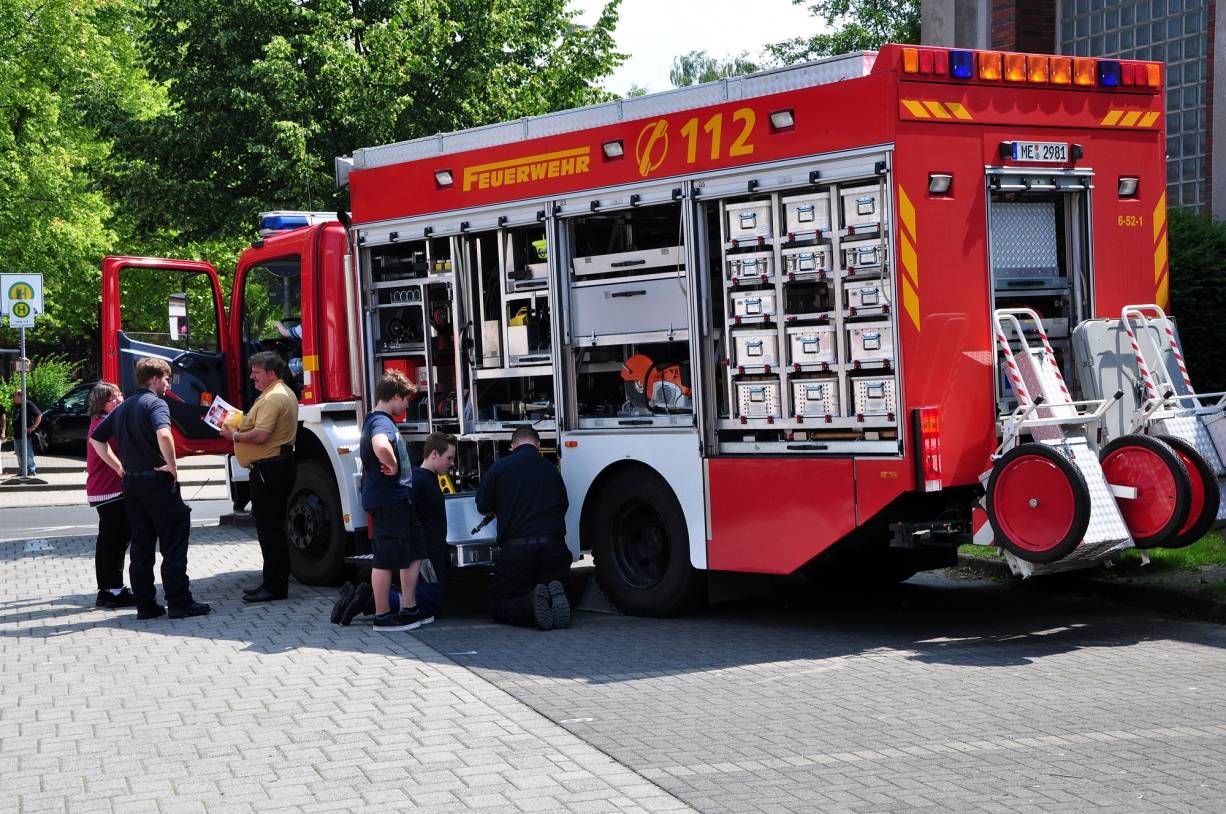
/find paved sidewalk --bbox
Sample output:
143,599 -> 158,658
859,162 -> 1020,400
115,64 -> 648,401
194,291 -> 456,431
0,452 -> 229,508
0,527 -> 691,813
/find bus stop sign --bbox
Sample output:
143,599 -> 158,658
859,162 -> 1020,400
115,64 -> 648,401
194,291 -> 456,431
1,274 -> 43,328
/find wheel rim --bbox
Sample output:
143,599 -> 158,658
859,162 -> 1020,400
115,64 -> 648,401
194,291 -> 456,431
1101,444 -> 1181,539
1170,447 -> 1207,537
609,497 -> 671,590
287,491 -> 330,561
992,454 -> 1078,554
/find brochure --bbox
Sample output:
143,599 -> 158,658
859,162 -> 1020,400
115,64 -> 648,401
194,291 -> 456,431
203,395 -> 244,433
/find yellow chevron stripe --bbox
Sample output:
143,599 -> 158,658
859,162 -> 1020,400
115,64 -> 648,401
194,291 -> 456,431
944,102 -> 973,120
1156,267 -> 1169,311
1153,235 -> 1168,283
898,185 -> 916,240
1138,111 -> 1160,128
1152,192 -> 1166,244
900,231 -> 918,287
902,277 -> 920,332
1119,110 -> 1142,127
1101,110 -> 1124,126
303,354 -> 319,372
902,100 -> 930,118
922,101 -> 952,119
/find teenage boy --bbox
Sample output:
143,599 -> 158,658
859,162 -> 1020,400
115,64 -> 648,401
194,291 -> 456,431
412,432 -> 457,616
360,370 -> 432,631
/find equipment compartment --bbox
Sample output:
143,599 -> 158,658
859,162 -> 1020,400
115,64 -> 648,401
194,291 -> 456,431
726,252 -> 775,284
725,200 -> 773,241
572,245 -> 683,278
792,379 -> 840,417
844,280 -> 891,312
781,246 -> 832,278
840,184 -> 884,230
570,275 -> 690,343
736,380 -> 782,418
732,329 -> 780,369
842,239 -> 886,273
851,377 -> 896,416
731,290 -> 777,319
781,192 -> 832,235
847,320 -> 894,363
786,325 -> 836,366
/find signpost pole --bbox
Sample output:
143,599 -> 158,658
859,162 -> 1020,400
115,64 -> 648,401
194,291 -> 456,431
18,326 -> 27,478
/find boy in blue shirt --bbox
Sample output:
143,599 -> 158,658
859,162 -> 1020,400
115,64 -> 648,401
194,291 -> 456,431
360,371 -> 432,631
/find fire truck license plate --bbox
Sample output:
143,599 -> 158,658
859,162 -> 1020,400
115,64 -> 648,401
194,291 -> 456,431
1010,141 -> 1069,163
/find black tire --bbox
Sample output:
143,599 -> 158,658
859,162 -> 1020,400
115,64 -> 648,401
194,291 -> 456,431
286,460 -> 348,585
590,467 -> 705,617
1153,434 -> 1220,549
987,442 -> 1092,564
1099,434 -> 1191,549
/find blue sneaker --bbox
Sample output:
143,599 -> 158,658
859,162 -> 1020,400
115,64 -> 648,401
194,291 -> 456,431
372,611 -> 413,632
395,606 -> 434,630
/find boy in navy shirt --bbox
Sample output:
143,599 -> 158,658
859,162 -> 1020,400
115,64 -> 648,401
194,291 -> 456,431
360,371 -> 432,631
411,432 -> 457,616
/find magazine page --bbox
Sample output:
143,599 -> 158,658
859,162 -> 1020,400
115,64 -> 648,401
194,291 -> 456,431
203,395 -> 244,433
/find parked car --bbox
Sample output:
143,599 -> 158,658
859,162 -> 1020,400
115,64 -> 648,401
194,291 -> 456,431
32,381 -> 98,453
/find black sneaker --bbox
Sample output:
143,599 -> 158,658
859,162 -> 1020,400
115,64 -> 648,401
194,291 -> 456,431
168,601 -> 212,619
339,583 -> 372,626
331,582 -> 356,624
136,603 -> 166,620
96,588 -> 138,609
395,606 -> 434,630
547,580 -> 571,629
533,584 -> 553,630
372,611 -> 412,632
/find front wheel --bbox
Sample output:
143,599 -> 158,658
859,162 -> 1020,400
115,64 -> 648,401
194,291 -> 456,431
986,442 -> 1091,564
590,467 -> 704,617
286,460 -> 348,585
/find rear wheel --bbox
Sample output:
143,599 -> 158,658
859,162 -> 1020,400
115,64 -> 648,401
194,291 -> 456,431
986,443 -> 1091,564
591,468 -> 704,616
1099,434 -> 1191,549
286,460 -> 348,585
1153,434 -> 1219,549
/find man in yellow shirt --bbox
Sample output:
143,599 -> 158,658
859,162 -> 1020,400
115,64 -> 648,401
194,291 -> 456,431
221,351 -> 299,602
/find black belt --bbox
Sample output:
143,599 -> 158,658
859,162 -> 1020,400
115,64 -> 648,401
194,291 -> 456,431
251,446 -> 294,468
502,535 -> 562,547
125,469 -> 166,478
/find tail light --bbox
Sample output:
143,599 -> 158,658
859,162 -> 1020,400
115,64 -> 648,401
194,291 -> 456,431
899,48 -> 1161,93
914,406 -> 943,493
1004,53 -> 1027,82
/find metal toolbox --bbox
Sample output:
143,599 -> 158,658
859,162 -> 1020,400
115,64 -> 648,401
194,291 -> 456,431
572,245 -> 682,278
781,192 -> 832,234
851,377 -> 897,416
781,246 -> 832,277
840,183 -> 883,229
570,276 -> 690,342
726,252 -> 775,283
786,325 -> 836,366
736,380 -> 782,418
847,321 -> 894,363
792,379 -> 840,417
731,290 -> 777,319
841,239 -> 886,273
844,280 -> 891,311
725,200 -> 773,241
733,329 -> 780,369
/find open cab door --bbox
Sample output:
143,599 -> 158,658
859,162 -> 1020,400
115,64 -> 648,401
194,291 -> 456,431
101,256 -> 234,456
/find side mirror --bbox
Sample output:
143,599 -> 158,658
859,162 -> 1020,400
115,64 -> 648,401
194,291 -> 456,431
168,292 -> 188,341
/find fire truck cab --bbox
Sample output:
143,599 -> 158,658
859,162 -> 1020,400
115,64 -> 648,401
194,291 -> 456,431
103,44 -> 1173,614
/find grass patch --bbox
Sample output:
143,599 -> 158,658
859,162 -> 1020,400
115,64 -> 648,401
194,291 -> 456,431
1117,533 -> 1226,571
958,544 -> 1001,560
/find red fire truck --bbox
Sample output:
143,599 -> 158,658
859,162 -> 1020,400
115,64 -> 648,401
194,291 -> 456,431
102,44 -> 1177,614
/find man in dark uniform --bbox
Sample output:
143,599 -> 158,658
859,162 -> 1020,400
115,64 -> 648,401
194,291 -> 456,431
89,358 -> 210,620
475,426 -> 571,630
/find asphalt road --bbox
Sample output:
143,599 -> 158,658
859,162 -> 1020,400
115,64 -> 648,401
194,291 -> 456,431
0,498 -> 235,543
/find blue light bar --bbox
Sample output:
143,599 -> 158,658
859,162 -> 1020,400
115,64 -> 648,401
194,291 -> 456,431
949,50 -> 974,79
1097,60 -> 1121,87
259,214 -> 311,234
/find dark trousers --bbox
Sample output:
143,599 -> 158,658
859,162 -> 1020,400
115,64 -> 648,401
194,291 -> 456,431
489,538 -> 571,627
124,473 -> 193,608
250,457 -> 296,590
94,499 -> 131,591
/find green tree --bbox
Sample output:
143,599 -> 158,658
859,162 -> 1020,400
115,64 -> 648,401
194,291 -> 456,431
103,0 -> 625,248
765,0 -> 920,64
669,50 -> 758,87
1168,209 -> 1226,393
0,0 -> 159,349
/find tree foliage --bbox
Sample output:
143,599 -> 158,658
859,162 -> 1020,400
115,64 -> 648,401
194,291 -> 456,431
669,50 -> 758,87
1168,209 -> 1226,392
765,0 -> 920,64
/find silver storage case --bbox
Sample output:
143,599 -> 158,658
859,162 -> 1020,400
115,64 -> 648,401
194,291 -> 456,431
726,252 -> 775,283
840,183 -> 883,229
847,321 -> 894,363
781,192 -> 832,234
570,276 -> 690,342
725,201 -> 773,241
733,329 -> 780,369
731,290 -> 777,319
792,379 -> 840,417
736,381 -> 782,418
786,325 -> 836,366
781,246 -> 832,277
844,280 -> 891,311
841,239 -> 886,273
851,377 -> 897,416
572,245 -> 682,277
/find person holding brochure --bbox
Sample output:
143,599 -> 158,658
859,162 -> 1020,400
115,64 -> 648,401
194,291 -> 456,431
219,352 -> 299,602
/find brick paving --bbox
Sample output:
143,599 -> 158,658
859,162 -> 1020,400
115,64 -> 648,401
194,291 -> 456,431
5,523 -> 1226,812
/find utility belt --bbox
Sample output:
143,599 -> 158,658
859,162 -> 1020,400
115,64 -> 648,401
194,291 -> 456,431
250,446 -> 294,470
501,534 -> 562,548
